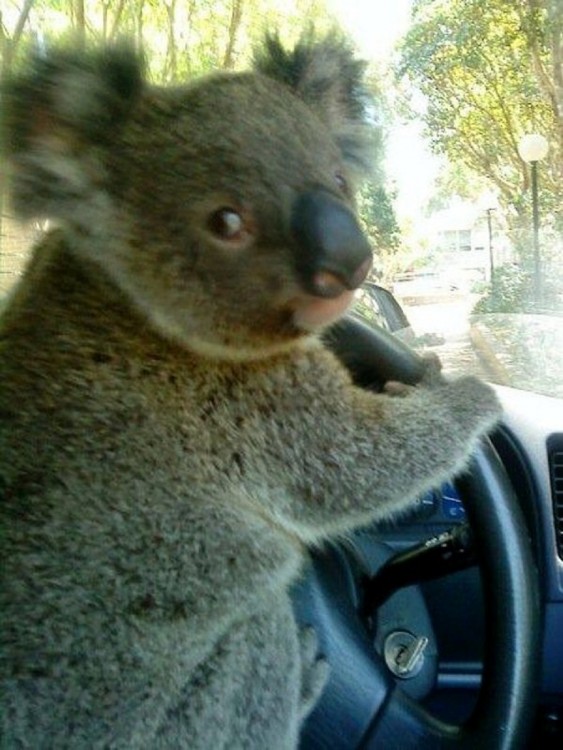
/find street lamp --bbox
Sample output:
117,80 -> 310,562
517,133 -> 549,306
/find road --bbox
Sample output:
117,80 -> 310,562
401,295 -> 489,380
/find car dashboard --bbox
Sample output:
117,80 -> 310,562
297,384 -> 563,748
376,384 -> 563,740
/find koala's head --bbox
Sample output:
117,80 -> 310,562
5,33 -> 376,360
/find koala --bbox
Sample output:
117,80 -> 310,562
0,33 -> 500,749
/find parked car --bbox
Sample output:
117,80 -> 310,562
352,282 -> 444,349
353,281 -> 414,340
392,271 -> 461,303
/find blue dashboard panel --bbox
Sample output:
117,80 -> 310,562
441,484 -> 466,522
404,483 -> 466,527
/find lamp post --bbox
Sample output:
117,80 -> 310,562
480,191 -> 498,298
517,133 -> 549,307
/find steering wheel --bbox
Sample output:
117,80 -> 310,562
293,316 -> 541,749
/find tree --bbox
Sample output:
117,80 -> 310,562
0,0 -> 36,258
0,0 -> 35,73
358,182 -> 401,283
398,0 -> 562,255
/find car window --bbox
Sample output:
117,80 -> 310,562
0,0 -> 561,397
353,287 -> 391,332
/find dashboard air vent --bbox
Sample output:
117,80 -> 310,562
548,436 -> 563,560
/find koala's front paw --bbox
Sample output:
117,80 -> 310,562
384,352 -> 444,397
298,626 -> 329,721
385,352 -> 445,397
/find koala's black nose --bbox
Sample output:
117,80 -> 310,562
290,190 -> 373,298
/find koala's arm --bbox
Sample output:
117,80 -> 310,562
262,352 -> 501,538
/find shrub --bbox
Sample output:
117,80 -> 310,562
472,263 -> 560,315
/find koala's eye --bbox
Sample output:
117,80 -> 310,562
335,173 -> 349,195
207,208 -> 245,241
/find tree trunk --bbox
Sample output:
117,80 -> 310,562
73,0 -> 86,48
223,0 -> 244,69
109,0 -> 128,41
136,0 -> 145,47
547,0 -> 563,179
164,0 -> 178,82
0,0 -> 35,261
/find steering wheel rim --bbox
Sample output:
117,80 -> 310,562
294,316 -> 541,749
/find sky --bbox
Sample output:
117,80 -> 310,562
327,0 -> 412,62
327,0 -> 441,223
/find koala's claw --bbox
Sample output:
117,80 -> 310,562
298,626 -> 330,721
419,351 -> 445,387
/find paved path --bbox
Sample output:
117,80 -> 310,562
402,296 -> 489,380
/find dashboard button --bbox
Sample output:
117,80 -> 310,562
442,491 -> 466,521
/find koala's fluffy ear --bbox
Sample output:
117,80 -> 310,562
4,44 -> 143,219
254,31 -> 376,182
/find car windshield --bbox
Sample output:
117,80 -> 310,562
1,0 -> 561,398
395,299 -> 563,400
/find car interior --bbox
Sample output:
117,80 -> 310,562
291,315 -> 563,748
1,1 -> 561,748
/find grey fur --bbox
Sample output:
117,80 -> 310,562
0,34 -> 500,749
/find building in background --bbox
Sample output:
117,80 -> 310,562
393,199 -> 514,303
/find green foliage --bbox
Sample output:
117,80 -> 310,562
358,182 -> 401,254
473,262 -> 560,314
425,161 -> 492,214
398,0 -> 562,243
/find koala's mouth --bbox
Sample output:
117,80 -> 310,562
291,289 -> 356,332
